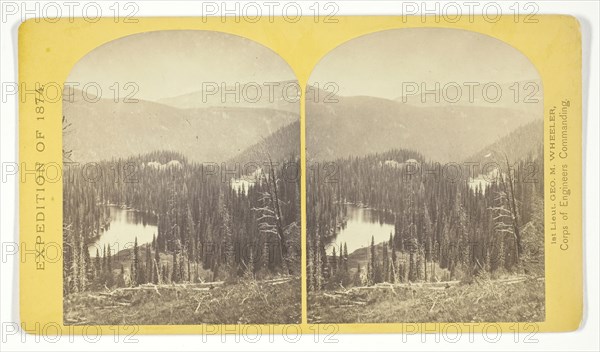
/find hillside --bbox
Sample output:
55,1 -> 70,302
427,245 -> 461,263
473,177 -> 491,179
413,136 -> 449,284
227,120 -> 300,167
306,94 -> 542,163
63,90 -> 298,163
464,119 -> 544,164
65,276 -> 301,325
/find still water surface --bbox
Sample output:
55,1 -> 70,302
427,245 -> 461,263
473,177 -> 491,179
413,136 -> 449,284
327,205 -> 395,255
88,206 -> 157,257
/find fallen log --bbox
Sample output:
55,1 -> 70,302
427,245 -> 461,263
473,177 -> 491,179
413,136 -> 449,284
265,280 -> 292,286
106,281 -> 226,294
333,290 -> 352,296
323,293 -> 341,299
332,302 -> 367,308
260,277 -> 293,285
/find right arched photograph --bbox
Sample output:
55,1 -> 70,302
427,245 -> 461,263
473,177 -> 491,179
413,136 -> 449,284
306,28 -> 545,323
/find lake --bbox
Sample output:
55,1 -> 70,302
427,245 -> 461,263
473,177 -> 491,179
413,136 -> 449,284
88,206 -> 158,257
327,205 -> 395,255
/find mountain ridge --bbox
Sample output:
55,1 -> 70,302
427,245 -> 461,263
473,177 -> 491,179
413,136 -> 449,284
63,89 -> 298,163
157,80 -> 300,114
306,93 -> 542,163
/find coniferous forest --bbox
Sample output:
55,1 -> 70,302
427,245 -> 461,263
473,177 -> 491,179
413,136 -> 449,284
61,30 -> 303,325
62,28 -> 548,326
64,135 -> 301,324
307,131 -> 545,323
305,27 -> 546,324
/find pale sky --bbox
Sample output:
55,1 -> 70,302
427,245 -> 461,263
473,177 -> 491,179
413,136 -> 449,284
308,28 -> 541,99
67,30 -> 296,101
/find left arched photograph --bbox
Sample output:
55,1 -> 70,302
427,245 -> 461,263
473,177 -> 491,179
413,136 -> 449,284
62,30 -> 301,325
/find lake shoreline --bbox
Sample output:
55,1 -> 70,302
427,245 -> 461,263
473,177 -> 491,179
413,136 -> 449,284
87,205 -> 158,258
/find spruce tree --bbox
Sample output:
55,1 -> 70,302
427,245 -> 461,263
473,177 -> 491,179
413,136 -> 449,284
343,243 -> 349,273
382,241 -> 389,282
146,245 -> 152,284
95,248 -> 101,279
331,247 -> 337,274
154,244 -> 160,284
390,234 -> 397,283
172,251 -> 179,283
133,237 -> 139,286
102,244 -> 107,272
107,243 -> 112,272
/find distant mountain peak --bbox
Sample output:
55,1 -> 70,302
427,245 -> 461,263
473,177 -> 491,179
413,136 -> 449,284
156,80 -> 300,114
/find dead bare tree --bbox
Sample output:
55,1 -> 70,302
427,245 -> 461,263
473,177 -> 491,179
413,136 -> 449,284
252,151 -> 289,274
488,153 -> 523,268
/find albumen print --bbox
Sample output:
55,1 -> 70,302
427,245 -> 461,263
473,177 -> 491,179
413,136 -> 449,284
306,28 -> 545,323
62,31 -> 301,325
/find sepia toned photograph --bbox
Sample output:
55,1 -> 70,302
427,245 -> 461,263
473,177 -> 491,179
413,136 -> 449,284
62,31 -> 301,325
306,28 -> 545,323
